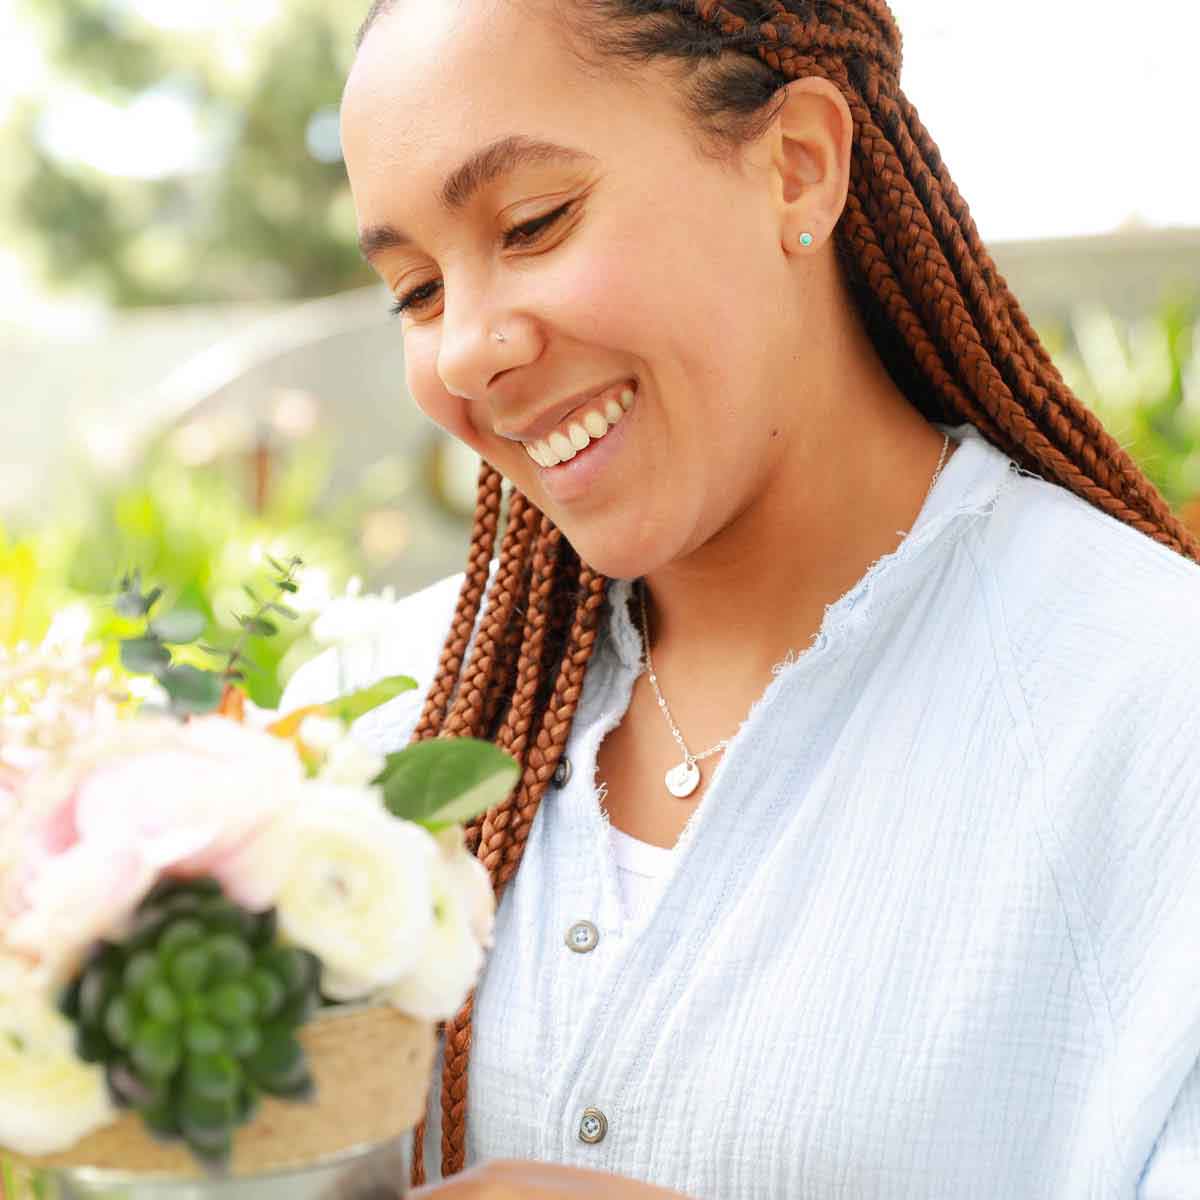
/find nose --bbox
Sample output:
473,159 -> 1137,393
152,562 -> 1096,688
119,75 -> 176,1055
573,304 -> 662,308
437,285 -> 536,401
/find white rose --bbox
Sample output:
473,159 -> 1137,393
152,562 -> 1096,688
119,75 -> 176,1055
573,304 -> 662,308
237,788 -> 440,1001
0,959 -> 117,1156
385,832 -> 496,1022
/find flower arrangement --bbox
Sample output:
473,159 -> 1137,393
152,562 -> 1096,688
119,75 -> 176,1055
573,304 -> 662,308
0,560 -> 516,1174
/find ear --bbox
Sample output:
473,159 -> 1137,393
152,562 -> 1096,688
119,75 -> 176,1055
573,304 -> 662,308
761,77 -> 854,255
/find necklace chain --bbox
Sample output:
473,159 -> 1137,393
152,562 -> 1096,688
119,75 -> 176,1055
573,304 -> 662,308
639,582 -> 731,769
637,432 -> 952,791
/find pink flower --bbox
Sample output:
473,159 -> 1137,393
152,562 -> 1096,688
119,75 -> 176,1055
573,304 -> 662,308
2,716 -> 306,983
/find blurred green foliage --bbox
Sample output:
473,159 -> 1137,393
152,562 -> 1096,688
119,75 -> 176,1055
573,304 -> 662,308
6,0 -> 369,305
1038,291 -> 1200,512
0,436 -> 365,708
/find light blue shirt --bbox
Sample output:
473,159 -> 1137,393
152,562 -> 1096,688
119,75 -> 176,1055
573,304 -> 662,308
284,423 -> 1200,1198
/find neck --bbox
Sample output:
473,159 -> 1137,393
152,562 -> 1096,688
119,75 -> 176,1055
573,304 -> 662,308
639,369 -> 955,694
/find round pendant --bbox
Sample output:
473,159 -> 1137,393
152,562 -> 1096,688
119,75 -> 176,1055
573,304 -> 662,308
665,759 -> 700,798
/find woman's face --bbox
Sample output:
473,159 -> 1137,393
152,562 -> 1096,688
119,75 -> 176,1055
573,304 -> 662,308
341,0 -> 805,580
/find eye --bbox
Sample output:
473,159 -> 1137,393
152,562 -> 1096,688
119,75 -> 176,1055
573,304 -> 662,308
389,280 -> 441,318
388,201 -> 577,320
500,201 -> 574,249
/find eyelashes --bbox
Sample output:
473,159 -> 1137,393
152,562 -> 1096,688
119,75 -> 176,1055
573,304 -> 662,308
388,200 -> 576,318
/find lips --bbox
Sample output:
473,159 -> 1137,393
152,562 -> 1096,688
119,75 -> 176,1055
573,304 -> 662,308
498,378 -> 637,444
523,384 -> 636,468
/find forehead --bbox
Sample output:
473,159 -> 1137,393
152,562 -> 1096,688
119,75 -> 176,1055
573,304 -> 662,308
342,0 -> 611,189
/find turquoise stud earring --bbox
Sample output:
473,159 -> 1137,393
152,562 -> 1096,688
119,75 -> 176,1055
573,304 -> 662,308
799,232 -> 814,247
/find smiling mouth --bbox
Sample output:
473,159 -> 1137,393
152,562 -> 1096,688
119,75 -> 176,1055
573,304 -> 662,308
522,382 -> 636,468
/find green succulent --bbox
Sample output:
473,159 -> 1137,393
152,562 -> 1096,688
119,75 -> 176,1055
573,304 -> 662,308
59,878 -> 321,1172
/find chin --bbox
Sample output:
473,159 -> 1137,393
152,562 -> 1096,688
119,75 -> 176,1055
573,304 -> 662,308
558,529 -> 666,583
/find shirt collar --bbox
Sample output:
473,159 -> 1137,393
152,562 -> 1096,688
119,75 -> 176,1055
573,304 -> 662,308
599,422 -> 1019,673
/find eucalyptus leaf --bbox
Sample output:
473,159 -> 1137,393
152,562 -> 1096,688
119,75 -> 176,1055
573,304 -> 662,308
121,636 -> 171,675
149,609 -> 206,644
278,580 -> 299,594
375,738 -> 520,828
326,675 -> 417,725
161,665 -> 224,714
238,616 -> 278,637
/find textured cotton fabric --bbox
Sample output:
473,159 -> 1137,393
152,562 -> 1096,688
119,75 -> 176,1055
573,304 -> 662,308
282,422 -> 1200,1199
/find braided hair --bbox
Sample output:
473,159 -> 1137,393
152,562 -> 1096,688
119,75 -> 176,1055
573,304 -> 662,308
355,0 -> 1200,1184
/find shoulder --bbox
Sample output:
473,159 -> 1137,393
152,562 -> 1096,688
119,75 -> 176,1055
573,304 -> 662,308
973,467 -> 1200,667
280,565 -> 487,754
965,468 -> 1200,779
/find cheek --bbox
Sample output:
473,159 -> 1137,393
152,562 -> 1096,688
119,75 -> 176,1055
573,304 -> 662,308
404,335 -> 482,447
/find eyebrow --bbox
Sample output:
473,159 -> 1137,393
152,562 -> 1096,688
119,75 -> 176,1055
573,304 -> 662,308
357,135 -> 597,262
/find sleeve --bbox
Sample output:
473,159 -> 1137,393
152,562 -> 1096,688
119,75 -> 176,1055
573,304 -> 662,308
279,568 -> 471,756
1139,1055 -> 1200,1198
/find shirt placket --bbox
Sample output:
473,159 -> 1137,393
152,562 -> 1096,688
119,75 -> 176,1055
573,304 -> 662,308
544,678 -> 794,1167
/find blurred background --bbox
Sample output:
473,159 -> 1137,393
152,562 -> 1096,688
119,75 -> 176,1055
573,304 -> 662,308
0,0 -> 1197,703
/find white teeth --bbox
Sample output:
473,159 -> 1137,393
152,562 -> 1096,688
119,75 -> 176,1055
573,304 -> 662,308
583,410 -> 608,438
523,384 -> 636,469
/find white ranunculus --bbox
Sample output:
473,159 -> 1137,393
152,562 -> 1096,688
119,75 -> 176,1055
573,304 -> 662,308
296,714 -> 344,755
240,788 -> 440,1001
316,735 -> 386,789
0,959 -> 117,1156
385,832 -> 496,1022
308,577 -> 400,649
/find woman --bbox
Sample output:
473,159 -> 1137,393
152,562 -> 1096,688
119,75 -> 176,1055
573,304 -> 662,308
290,1 -> 1200,1195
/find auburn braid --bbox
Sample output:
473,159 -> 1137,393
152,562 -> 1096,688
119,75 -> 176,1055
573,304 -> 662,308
441,488 -> 538,739
407,499 -> 608,1184
357,0 -> 1200,1185
411,463 -> 504,741
474,514 -> 566,867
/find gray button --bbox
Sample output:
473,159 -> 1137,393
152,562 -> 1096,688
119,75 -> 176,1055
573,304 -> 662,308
565,920 -> 599,953
578,1107 -> 608,1144
553,757 -> 572,788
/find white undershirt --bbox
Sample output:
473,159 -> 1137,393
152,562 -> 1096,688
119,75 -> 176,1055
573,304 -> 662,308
607,823 -> 676,923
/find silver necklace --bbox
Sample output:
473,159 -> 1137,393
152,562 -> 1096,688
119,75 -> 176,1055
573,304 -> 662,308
639,432 -> 952,800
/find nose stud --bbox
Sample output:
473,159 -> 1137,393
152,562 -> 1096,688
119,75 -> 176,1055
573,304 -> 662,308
493,330 -> 507,343
799,232 -> 814,247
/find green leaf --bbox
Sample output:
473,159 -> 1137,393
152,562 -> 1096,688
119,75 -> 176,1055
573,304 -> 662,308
149,609 -> 207,644
121,636 -> 171,675
160,665 -> 224,715
244,1029 -> 309,1095
267,602 -> 299,620
130,1020 -> 182,1080
325,675 -> 417,725
144,587 -> 164,613
277,580 -> 299,594
115,589 -> 150,618
265,556 -> 289,575
375,738 -> 520,828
